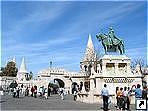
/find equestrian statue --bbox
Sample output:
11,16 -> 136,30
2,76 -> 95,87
96,27 -> 125,55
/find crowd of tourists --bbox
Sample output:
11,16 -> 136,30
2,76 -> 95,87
101,84 -> 147,111
8,84 -> 71,100
8,84 -> 51,99
11,84 -> 29,98
1,82 -> 147,111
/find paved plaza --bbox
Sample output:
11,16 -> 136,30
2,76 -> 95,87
0,93 -> 136,110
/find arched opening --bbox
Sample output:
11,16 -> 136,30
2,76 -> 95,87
47,79 -> 65,95
54,78 -> 65,88
71,82 -> 77,94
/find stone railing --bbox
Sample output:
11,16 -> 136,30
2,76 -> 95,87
77,93 -> 136,104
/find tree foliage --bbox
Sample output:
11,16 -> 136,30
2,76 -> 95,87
0,61 -> 18,77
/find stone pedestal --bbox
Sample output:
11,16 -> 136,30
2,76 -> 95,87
115,63 -> 118,74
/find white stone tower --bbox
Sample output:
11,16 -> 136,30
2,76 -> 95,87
17,57 -> 28,81
80,34 -> 97,74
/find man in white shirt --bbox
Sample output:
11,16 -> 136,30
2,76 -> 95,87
101,84 -> 109,111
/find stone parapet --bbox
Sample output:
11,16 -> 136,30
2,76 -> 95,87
77,93 -> 136,104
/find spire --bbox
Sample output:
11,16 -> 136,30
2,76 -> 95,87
87,34 -> 94,50
12,56 -> 16,63
18,57 -> 27,73
83,34 -> 95,61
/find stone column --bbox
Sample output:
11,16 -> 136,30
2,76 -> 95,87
98,78 -> 104,94
126,63 -> 131,73
90,77 -> 94,91
102,62 -> 106,76
115,63 -> 118,75
95,78 -> 100,93
81,81 -> 85,93
66,80 -> 72,94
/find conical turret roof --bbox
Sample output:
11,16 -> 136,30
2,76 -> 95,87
12,56 -> 16,63
83,34 -> 96,61
87,34 -> 94,50
18,57 -> 28,73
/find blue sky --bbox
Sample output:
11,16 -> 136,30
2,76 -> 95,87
1,1 -> 147,75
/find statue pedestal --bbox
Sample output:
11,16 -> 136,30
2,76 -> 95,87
101,55 -> 131,77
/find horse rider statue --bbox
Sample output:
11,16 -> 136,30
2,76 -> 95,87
96,27 -> 125,55
108,27 -> 121,45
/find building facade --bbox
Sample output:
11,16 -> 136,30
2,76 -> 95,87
1,34 -> 146,104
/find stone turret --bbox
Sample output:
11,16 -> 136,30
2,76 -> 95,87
80,34 -> 97,74
17,57 -> 28,81
83,34 -> 96,62
12,56 -> 16,63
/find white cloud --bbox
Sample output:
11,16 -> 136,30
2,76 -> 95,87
3,2 -> 69,39
2,2 -> 146,73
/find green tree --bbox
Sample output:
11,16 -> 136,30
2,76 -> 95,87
0,61 -> 18,77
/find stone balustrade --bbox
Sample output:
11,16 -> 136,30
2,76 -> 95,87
77,93 -> 136,104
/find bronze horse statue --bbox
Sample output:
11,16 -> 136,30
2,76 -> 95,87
96,33 -> 125,55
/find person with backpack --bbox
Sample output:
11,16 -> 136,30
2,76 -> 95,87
132,84 -> 142,105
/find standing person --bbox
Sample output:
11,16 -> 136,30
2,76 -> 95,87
13,88 -> 16,98
142,86 -> 147,100
132,84 -> 142,103
73,90 -> 77,101
34,85 -> 37,98
73,88 -> 78,101
117,87 -> 124,110
48,86 -> 51,97
123,87 -> 128,110
43,88 -> 48,99
31,86 -> 34,97
22,86 -> 26,97
25,87 -> 29,96
115,87 -> 119,109
127,87 -> 132,110
101,84 -> 109,111
59,87 -> 64,100
16,86 -> 20,98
